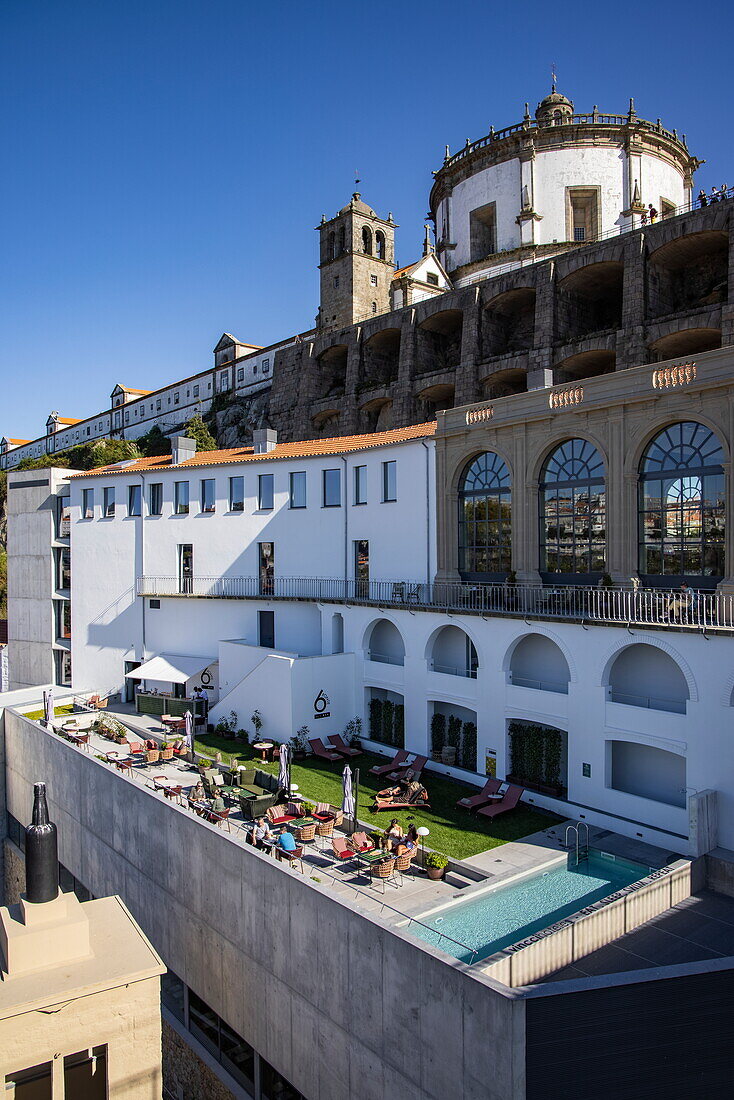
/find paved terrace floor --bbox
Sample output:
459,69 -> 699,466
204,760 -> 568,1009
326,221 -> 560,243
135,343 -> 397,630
539,890 -> 734,983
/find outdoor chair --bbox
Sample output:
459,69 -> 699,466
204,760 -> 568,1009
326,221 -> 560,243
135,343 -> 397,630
388,754 -> 427,781
327,734 -> 362,759
331,838 -> 355,863
372,784 -> 431,812
456,777 -> 503,813
315,818 -> 335,849
207,807 -> 231,831
145,748 -> 160,765
369,750 -> 409,778
294,821 -> 317,845
347,831 -> 375,853
160,745 -> 174,761
394,848 -> 417,882
277,844 -> 304,872
370,856 -> 398,893
266,804 -> 300,826
476,784 -> 525,820
308,738 -> 342,762
313,802 -> 343,826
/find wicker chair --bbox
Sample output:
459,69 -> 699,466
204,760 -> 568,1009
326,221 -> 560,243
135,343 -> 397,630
295,822 -> 317,845
370,856 -> 397,893
394,848 -> 417,883
315,818 -> 335,849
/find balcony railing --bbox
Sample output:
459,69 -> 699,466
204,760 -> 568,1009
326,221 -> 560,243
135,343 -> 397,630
136,576 -> 734,632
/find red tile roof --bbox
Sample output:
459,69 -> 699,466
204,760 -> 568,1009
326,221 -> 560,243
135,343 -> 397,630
70,422 -> 437,477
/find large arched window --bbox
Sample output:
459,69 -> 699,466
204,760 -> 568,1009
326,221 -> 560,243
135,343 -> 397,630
362,226 -> 373,254
540,439 -> 605,578
375,230 -> 386,260
639,421 -> 725,584
458,452 -> 511,579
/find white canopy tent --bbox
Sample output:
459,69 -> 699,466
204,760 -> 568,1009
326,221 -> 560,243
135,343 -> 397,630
124,653 -> 215,685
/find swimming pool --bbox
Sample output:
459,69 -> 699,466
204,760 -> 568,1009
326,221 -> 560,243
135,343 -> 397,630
410,850 -> 653,963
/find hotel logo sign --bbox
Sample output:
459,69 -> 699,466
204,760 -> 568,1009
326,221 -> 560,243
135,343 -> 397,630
313,690 -> 331,720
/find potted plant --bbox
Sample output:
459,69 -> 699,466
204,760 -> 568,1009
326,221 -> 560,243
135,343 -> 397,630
290,725 -> 309,760
424,852 -> 449,881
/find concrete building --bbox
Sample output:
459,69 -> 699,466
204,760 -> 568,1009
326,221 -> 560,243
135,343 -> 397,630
0,782 -> 165,1099
6,469 -> 71,690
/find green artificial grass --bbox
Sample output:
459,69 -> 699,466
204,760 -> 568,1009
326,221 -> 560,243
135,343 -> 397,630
193,735 -> 561,860
23,704 -> 75,721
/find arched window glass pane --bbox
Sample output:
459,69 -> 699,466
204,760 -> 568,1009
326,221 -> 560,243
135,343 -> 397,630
458,453 -> 511,578
540,439 -> 605,576
639,422 -> 725,581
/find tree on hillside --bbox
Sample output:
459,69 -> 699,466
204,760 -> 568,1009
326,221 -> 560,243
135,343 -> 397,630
16,438 -> 140,472
183,414 -> 217,451
136,425 -> 171,458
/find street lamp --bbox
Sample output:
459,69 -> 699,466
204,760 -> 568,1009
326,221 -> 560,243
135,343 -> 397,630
417,826 -> 430,870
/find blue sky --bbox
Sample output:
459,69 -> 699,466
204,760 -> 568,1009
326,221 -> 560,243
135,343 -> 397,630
2,0 -> 732,441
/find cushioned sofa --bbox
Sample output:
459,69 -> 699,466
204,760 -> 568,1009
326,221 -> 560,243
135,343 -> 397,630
236,768 -> 281,819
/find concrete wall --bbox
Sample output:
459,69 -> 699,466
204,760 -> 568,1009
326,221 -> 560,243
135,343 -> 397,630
6,470 -> 68,689
3,710 -> 527,1100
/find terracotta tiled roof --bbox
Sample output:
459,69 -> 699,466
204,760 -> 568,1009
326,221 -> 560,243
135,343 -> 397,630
70,422 -> 437,477
119,386 -> 152,395
392,260 -> 421,280
55,417 -> 83,426
6,438 -> 30,445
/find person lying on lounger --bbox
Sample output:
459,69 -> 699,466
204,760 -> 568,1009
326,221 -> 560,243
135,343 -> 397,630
372,781 -> 429,810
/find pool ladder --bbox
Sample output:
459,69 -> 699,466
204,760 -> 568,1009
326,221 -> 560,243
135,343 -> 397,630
565,822 -> 590,866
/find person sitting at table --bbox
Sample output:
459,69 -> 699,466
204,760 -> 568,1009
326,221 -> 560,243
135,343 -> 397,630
190,779 -> 205,801
395,824 -> 419,858
253,817 -> 275,850
211,794 -> 226,815
380,819 -> 403,850
276,825 -> 297,858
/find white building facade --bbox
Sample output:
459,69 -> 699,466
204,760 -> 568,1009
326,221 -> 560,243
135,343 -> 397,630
430,89 -> 698,284
62,357 -> 734,859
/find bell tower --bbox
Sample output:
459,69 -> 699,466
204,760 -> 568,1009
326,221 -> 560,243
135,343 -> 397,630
316,193 -> 397,330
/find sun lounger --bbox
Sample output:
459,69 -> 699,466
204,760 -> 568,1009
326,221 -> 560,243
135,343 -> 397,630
308,738 -> 342,762
368,750 -> 409,777
476,784 -> 525,820
327,734 -> 362,759
387,754 -> 428,781
456,777 -> 503,812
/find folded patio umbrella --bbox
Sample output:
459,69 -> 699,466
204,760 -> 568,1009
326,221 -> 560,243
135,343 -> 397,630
44,688 -> 54,726
342,764 -> 355,822
184,710 -> 194,759
278,742 -> 291,793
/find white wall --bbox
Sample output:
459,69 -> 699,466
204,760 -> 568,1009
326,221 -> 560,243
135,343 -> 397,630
444,143 -> 688,272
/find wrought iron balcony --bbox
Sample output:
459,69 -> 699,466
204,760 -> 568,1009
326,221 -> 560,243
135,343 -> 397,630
136,576 -> 734,632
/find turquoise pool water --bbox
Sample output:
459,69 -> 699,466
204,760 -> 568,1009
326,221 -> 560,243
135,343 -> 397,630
411,851 -> 652,963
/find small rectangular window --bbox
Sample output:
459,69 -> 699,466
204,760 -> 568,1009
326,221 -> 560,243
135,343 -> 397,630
289,471 -> 306,508
427,272 -> 439,286
229,476 -> 244,512
5,1062 -> 53,1098
262,358 -> 270,373
174,481 -> 190,514
156,398 -> 162,411
201,478 -> 215,513
333,275 -> 340,288
174,392 -> 180,404
370,274 -> 378,286
259,541 -> 274,595
64,1046 -> 108,1099
82,487 -> 94,519
323,468 -> 341,507
103,487 -> 115,517
382,460 -> 397,502
237,368 -> 244,383
124,410 -> 129,422
149,482 -> 163,515
354,465 -> 367,505
193,384 -> 199,397
149,599 -> 161,609
128,484 -> 142,516
258,473 -> 274,510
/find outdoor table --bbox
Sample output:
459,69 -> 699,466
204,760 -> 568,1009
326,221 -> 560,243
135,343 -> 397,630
253,741 -> 275,761
289,817 -> 316,830
161,714 -> 184,735
354,848 -> 390,880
